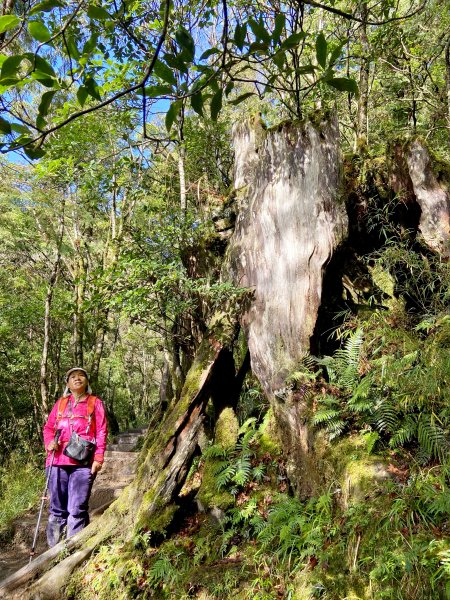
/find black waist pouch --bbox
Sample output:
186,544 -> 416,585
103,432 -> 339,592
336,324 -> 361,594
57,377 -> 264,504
63,432 -> 96,466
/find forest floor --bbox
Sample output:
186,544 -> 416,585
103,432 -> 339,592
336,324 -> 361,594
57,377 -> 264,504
0,430 -> 145,581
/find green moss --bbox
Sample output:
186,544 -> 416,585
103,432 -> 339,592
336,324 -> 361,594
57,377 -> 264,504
316,433 -> 389,507
258,408 -> 282,456
215,407 -> 239,449
197,408 -> 239,510
135,485 -> 177,534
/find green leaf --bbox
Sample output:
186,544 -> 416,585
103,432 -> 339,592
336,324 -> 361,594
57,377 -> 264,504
199,47 -> 220,60
224,81 -> 234,97
281,31 -> 307,50
0,14 -> 20,34
82,32 -> 98,55
190,91 -> 203,116
38,90 -> 56,116
210,89 -> 222,121
248,18 -> 271,43
30,0 -> 64,15
30,72 -> 55,87
136,84 -> 173,97
84,77 -> 101,100
36,114 -> 47,129
296,64 -> 316,74
175,28 -> 195,62
234,23 -> 247,51
316,32 -> 327,69
28,20 -> 52,43
153,59 -> 177,86
22,53 -> 56,78
229,92 -> 254,105
165,100 -> 181,131
1,55 -> 24,80
0,117 -> 11,134
272,13 -> 285,46
249,41 -> 269,54
327,77 -> 359,96
87,5 -> 110,20
24,144 -> 46,159
65,35 -> 80,59
328,39 -> 347,67
272,50 -> 285,69
77,85 -> 88,107
10,123 -> 31,134
164,53 -> 188,74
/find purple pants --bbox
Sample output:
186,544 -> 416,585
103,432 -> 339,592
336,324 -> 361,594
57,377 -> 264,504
46,466 -> 95,547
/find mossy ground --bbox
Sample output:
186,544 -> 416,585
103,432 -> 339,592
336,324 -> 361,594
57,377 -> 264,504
66,414 -> 449,600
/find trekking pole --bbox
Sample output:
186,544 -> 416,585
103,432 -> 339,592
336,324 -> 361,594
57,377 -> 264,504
29,429 -> 62,563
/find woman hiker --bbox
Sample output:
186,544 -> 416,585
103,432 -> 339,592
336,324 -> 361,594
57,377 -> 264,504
43,367 -> 108,547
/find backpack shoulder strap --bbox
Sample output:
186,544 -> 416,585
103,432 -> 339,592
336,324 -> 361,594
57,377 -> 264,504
87,395 -> 96,417
57,396 -> 69,420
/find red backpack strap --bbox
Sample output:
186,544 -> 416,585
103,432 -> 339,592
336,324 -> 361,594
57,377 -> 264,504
87,395 -> 96,416
86,395 -> 97,435
57,396 -> 69,420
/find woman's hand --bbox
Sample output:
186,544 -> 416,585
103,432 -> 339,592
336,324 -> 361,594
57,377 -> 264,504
91,461 -> 103,475
46,440 -> 60,452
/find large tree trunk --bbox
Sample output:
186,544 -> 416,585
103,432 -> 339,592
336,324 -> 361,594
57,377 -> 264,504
225,115 -> 347,494
390,139 -> 450,258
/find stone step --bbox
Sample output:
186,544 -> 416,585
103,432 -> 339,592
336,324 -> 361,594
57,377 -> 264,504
106,442 -> 140,452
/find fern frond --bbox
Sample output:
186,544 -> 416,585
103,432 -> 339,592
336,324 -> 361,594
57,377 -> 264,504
216,464 -> 236,489
417,415 -> 447,460
203,444 -> 228,460
148,557 -> 177,585
231,456 -> 252,486
373,400 -> 399,433
238,417 -> 257,436
312,408 -> 342,426
252,464 -> 266,482
389,415 -> 417,448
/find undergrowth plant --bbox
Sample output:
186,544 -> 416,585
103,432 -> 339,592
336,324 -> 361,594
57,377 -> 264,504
311,315 -> 449,462
202,418 -> 267,495
0,451 -> 45,541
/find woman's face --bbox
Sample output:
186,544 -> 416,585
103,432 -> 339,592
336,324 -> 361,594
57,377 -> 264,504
68,370 -> 88,394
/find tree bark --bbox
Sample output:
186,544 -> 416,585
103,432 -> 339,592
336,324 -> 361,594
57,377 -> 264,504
226,116 -> 347,493
354,1 -> 370,150
445,36 -> 450,144
40,208 -> 65,416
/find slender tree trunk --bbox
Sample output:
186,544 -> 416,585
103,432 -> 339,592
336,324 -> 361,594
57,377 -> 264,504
89,308 -> 109,386
159,348 -> 174,410
40,209 -> 65,415
354,2 -> 370,150
73,256 -> 86,366
178,145 -> 187,212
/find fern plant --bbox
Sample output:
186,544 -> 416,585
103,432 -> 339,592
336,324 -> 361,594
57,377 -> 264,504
311,316 -> 449,461
202,418 -> 266,494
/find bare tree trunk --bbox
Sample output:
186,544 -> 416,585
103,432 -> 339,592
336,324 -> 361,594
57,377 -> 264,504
73,257 -> 85,366
40,207 -> 65,416
354,1 -> 370,150
178,108 -> 187,212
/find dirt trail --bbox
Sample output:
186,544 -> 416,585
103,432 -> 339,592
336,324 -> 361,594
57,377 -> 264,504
0,429 -> 146,581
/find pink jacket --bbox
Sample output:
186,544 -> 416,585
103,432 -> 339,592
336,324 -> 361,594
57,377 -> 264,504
43,395 -> 108,467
